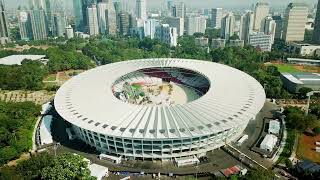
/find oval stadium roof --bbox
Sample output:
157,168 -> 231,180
54,58 -> 266,139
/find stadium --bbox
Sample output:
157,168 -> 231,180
54,58 -> 266,161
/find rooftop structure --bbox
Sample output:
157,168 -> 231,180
287,58 -> 320,66
54,58 -> 265,160
0,55 -> 46,65
280,72 -> 320,93
268,120 -> 280,135
260,134 -> 278,152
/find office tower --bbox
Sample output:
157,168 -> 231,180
73,0 -> 97,32
73,0 -> 84,31
30,9 -> 47,40
172,2 -> 185,18
272,15 -> 283,39
249,32 -> 272,52
97,2 -> 117,35
52,13 -> 66,37
186,16 -> 207,36
211,8 -> 223,29
167,0 -> 173,16
282,3 -> 308,42
313,0 -> 320,44
18,10 -> 33,41
29,0 -> 46,10
221,13 -> 235,40
262,16 -> 276,44
166,17 -> 184,36
0,0 -> 9,44
136,0 -> 147,20
65,25 -> 74,39
253,2 -> 269,31
119,11 -> 129,35
87,4 -> 99,35
144,19 -> 160,39
239,10 -> 254,43
155,24 -> 177,47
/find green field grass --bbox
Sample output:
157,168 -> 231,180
273,64 -> 320,73
274,64 -> 302,73
44,74 -> 56,81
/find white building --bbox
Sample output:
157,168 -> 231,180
88,163 -> 109,180
260,134 -> 278,152
268,120 -> 280,135
240,11 -> 254,43
186,16 -> 207,36
288,43 -> 320,56
54,58 -> 266,161
166,17 -> 184,36
87,4 -> 99,35
0,55 -> 47,65
253,2 -> 270,31
211,8 -> 223,29
136,0 -> 147,20
249,32 -> 272,52
221,13 -> 235,40
97,1 -> 117,35
283,3 -> 308,42
144,19 -> 160,39
229,40 -> 244,47
65,25 -> 74,39
75,31 -> 90,39
262,16 -> 276,44
195,37 -> 209,47
155,24 -> 177,47
212,38 -> 226,49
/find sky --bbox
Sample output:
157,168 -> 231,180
3,0 -> 318,10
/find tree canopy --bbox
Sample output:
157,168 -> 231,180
0,101 -> 41,165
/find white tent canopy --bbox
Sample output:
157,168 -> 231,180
39,115 -> 53,145
88,163 -> 108,180
260,134 -> 278,152
268,120 -> 280,134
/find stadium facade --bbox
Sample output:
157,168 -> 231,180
54,58 -> 266,160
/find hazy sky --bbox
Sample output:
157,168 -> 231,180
3,0 -> 318,10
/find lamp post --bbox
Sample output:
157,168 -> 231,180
305,91 -> 320,116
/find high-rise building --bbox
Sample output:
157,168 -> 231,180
166,17 -> 184,36
282,3 -> 308,42
87,4 -> 99,35
29,0 -> 46,10
167,0 -> 173,16
239,10 -> 254,43
65,25 -> 74,39
73,0 -> 84,31
172,2 -> 185,18
0,0 -> 9,44
272,15 -> 283,40
136,0 -> 147,20
97,2 -> 117,35
30,9 -> 48,40
119,11 -> 130,35
249,32 -> 272,52
261,16 -> 276,44
155,24 -> 177,47
313,0 -> 320,44
18,10 -> 33,41
52,13 -> 66,37
211,8 -> 223,29
253,2 -> 269,31
186,16 -> 207,36
73,0 -> 97,32
144,19 -> 160,39
221,13 -> 235,40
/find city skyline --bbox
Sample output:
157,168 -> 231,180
3,0 -> 318,10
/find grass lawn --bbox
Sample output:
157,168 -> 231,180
277,128 -> 296,164
296,133 -> 320,163
44,74 -> 56,81
272,64 -> 320,73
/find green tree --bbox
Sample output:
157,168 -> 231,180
242,168 -> 275,180
41,153 -> 93,180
